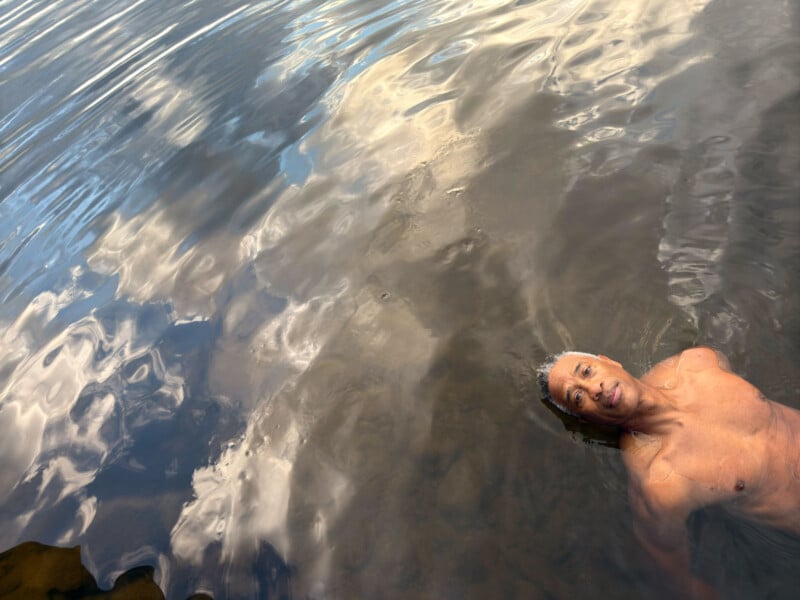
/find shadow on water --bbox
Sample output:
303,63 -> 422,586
266,156 -> 647,596
0,0 -> 798,598
282,234 -> 546,598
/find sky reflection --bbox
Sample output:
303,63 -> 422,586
0,0 -> 798,597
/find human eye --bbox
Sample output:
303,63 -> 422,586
574,390 -> 583,406
582,365 -> 591,377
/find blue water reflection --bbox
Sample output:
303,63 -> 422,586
0,0 -> 798,597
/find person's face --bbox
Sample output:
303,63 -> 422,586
547,353 -> 639,425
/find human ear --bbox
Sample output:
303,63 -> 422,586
598,355 -> 622,368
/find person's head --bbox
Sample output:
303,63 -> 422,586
538,351 -> 640,426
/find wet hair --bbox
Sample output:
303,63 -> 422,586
537,351 -> 599,417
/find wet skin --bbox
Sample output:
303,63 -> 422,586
548,348 -> 800,599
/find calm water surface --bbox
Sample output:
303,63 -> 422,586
1,0 -> 799,597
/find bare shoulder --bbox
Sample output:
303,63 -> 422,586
625,448 -> 696,517
678,347 -> 732,373
640,352 -> 682,387
621,433 -> 667,485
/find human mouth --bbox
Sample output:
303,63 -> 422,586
606,383 -> 620,408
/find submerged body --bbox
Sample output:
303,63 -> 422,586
545,347 -> 800,598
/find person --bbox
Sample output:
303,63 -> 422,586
539,347 -> 800,599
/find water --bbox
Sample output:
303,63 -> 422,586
1,0 -> 798,597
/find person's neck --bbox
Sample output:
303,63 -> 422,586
622,380 -> 682,436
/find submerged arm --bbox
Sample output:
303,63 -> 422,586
630,477 -> 720,599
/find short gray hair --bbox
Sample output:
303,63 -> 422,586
537,351 -> 598,417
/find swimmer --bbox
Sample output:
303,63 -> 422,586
539,347 -> 800,599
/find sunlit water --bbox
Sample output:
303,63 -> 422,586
1,0 -> 798,597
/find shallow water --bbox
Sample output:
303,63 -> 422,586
1,0 -> 798,597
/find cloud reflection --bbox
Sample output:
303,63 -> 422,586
0,292 -> 194,550
158,0 -> 754,595
2,0 -> 798,596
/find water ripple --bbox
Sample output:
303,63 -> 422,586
0,0 -> 798,597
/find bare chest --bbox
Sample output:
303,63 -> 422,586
659,426 -> 768,503
624,403 -> 800,531
654,373 -> 775,496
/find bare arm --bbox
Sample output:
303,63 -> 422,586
630,477 -> 720,599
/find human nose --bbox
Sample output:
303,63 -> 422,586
589,380 -> 604,402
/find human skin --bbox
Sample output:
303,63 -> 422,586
546,347 -> 800,599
